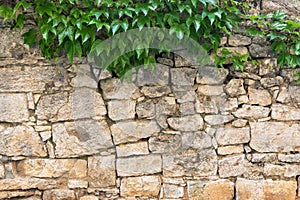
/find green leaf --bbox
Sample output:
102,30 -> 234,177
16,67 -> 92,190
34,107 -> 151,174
120,20 -> 129,31
111,20 -> 120,35
16,14 -> 25,29
208,13 -> 215,25
64,40 -> 75,62
74,40 -> 82,58
22,29 -> 37,48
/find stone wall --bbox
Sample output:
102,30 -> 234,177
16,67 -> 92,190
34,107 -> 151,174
1,1 -> 300,200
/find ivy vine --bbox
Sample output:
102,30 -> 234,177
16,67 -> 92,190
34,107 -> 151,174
0,0 -> 300,79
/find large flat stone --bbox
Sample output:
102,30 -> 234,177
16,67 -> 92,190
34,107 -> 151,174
216,127 -> 250,146
43,189 -> 75,200
0,125 -> 47,157
271,104 -> 300,121
111,120 -> 160,145
0,93 -> 29,122
136,64 -> 169,86
52,120 -> 113,158
250,122 -> 300,152
167,114 -> 204,131
236,178 -> 297,200
117,155 -> 162,176
218,155 -> 246,178
108,100 -> 136,121
0,178 -> 60,190
232,104 -> 270,119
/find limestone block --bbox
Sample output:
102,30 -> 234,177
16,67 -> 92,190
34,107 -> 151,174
251,153 -> 277,163
181,131 -> 212,150
188,180 -> 234,200
271,104 -> 300,121
278,154 -> 300,163
0,93 -> 29,122
0,125 -> 47,157
88,155 -> 116,187
232,119 -> 248,127
149,132 -> 181,154
195,97 -> 218,114
117,155 -> 162,176
167,114 -> 204,131
236,178 -> 297,200
156,96 -> 176,115
162,184 -> 184,199
249,44 -> 274,58
140,86 -> 171,98
217,145 -> 244,155
136,100 -> 155,119
136,64 -> 169,86
52,120 -> 113,158
197,85 -> 224,96
224,79 -> 246,97
232,105 -> 270,119
116,141 -> 149,157
250,122 -> 300,152
68,179 -> 88,189
80,196 -> 98,200
0,164 -> 4,178
0,178 -> 60,190
218,155 -> 247,178
120,176 -> 161,197
170,68 -> 197,86
228,34 -> 251,46
0,191 -> 41,199
204,115 -> 234,125
108,100 -> 136,121
111,120 -> 160,145
248,87 -> 272,106
43,189 -> 75,200
196,66 -> 228,84
179,102 -> 196,115
216,127 -> 250,146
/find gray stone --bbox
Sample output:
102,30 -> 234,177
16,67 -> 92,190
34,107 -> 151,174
156,96 -> 176,115
88,155 -> 116,187
196,67 -> 229,85
264,163 -> 300,178
100,78 -> 138,100
251,153 -> 277,163
117,154 -> 162,176
157,57 -> 174,66
232,119 -> 248,127
163,184 -> 184,199
197,85 -> 224,96
72,64 -> 98,88
167,114 -> 204,131
250,122 -> 300,152
258,58 -> 279,76
260,76 -> 283,88
170,68 -> 197,86
116,141 -> 149,157
111,120 -> 161,145
173,86 -> 197,103
136,100 -> 155,119
108,100 -> 136,121
248,87 -> 272,106
263,0 -> 300,17
204,115 -> 234,125
217,145 -> 244,155
0,93 -> 29,122
221,98 -> 238,112
181,131 -> 212,150
174,54 -> 191,67
216,127 -> 250,146
195,96 -> 218,114
228,34 -> 251,46
179,102 -> 196,115
163,149 -> 217,177
43,189 -> 75,200
52,120 -> 113,158
232,104 -> 270,119
0,125 -> 47,157
140,86 -> 171,98
224,79 -> 246,97
249,44 -> 274,58
218,155 -> 246,178
136,64 -> 169,86
278,154 -> 300,163
271,104 -> 300,121
149,132 -> 181,153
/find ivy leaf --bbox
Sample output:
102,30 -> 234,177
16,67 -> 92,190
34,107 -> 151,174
208,13 -> 215,25
16,14 -> 25,29
74,40 -> 82,58
144,56 -> 156,71
170,24 -> 185,40
111,20 -> 120,35
120,20 -> 129,31
22,29 -> 37,48
194,20 -> 201,32
64,40 -> 75,62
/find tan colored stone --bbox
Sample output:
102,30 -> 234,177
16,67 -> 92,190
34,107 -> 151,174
204,115 -> 234,125
88,155 -> 116,187
120,176 -> 161,197
232,104 -> 270,119
0,164 -> 4,178
264,163 -> 300,178
218,155 -> 246,178
217,145 -> 244,155
156,96 -> 176,115
117,141 -> 149,157
80,196 -> 98,200
43,189 -> 75,200
117,155 -> 162,176
228,34 -> 251,46
216,127 -> 250,146
149,132 -> 182,153
0,190 -> 41,199
167,114 -> 204,132
248,88 -> 272,106
136,100 -> 155,119
108,100 -> 136,121
171,68 -> 197,86
232,119 -> 248,127
251,153 -> 277,163
0,125 -> 47,157
68,179 -> 88,189
0,178 -> 60,190
0,93 -> 29,122
52,120 -> 113,158
236,178 -> 297,200
17,159 -> 87,178
195,97 -> 218,114
111,120 -> 160,145
188,180 -> 234,200
196,67 -> 228,84
279,154 -> 300,162
197,85 -> 224,96
181,131 -> 212,150
271,104 -> 300,121
224,79 -> 246,97
141,86 -> 171,98
163,184 -> 184,199
179,102 -> 196,115
250,122 -> 300,152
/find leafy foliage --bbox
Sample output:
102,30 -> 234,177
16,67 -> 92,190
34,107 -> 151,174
0,0 -> 300,79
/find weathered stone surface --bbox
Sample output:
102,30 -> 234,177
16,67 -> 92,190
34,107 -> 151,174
232,119 -> 248,127
43,189 -> 75,200
88,155 -> 116,187
250,122 -> 300,152
196,67 -> 229,84
182,131 -> 212,150
157,57 -> 174,66
249,44 -> 274,58
136,100 -> 155,119
167,115 -> 204,131
117,155 -> 162,176
171,68 -> 197,86
263,0 -> 300,17
224,79 -> 246,97
217,145 -> 244,155
149,132 -> 181,153
229,34 -> 251,46
174,54 -> 191,67
0,125 -> 47,157
195,96 -> 218,114
163,184 -> 184,199
218,155 -> 246,178
17,159 -> 87,178
0,164 -> 4,178
120,176 -> 161,197
251,153 -> 277,163
111,120 -> 160,145
136,64 -> 169,86
52,120 -> 113,158
188,180 -> 234,200
79,196 -> 98,200
271,104 -> 300,121
216,127 -> 250,146
140,86 -> 171,98
117,141 -> 149,157
0,66 -> 68,92
218,47 -> 249,56
0,190 -> 41,199
221,98 -> 238,112
179,102 -> 196,115
173,86 -> 197,103
260,76 -> 283,88
232,105 -> 270,119
204,115 -> 234,125
278,154 -> 300,163
264,163 -> 300,178
197,85 -> 224,96
108,100 -> 136,121
156,97 -> 176,115
100,78 -> 138,100
72,64 -> 98,89
0,178 -> 60,190
0,93 -> 29,122
236,178 -> 297,200
163,149 -> 217,177
248,88 -> 272,106
68,179 -> 88,189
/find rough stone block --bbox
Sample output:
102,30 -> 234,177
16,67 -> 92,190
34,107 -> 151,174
162,184 -> 184,199
140,86 -> 171,98
43,189 -> 75,200
228,34 -> 251,46
248,87 -> 272,106
136,64 -> 169,86
0,178 -> 60,190
136,100 -> 155,119
167,114 -> 204,131
204,115 -> 234,125
116,141 -> 149,157
181,131 -> 212,150
149,132 -> 181,153
232,105 -> 270,119
216,127 -> 250,146
218,155 -> 246,178
170,68 -> 197,86
271,104 -> 300,121
224,79 -> 246,97
197,85 -> 224,96
217,145 -> 244,155
196,67 -> 228,84
108,100 -> 136,121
